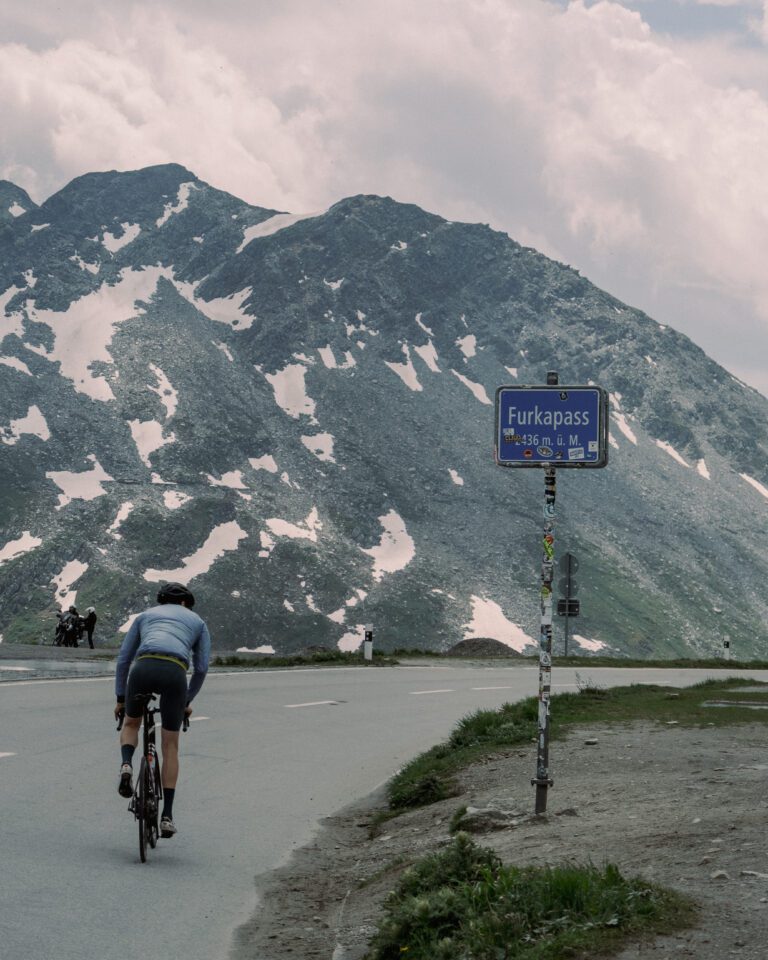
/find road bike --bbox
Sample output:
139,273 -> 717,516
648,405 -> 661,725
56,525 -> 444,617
117,694 -> 188,863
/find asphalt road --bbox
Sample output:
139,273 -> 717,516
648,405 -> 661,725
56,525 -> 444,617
2,661 -> 767,960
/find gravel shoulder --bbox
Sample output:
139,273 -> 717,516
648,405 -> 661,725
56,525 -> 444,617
233,720 -> 768,960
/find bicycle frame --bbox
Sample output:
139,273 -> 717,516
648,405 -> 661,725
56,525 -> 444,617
117,693 -> 189,862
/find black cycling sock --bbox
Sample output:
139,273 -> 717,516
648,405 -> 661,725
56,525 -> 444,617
121,744 -> 136,766
162,788 -> 175,819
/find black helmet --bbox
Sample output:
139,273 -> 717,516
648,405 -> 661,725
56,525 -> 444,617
157,582 -> 195,608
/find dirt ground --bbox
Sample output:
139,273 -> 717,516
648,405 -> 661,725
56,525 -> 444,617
233,718 -> 768,960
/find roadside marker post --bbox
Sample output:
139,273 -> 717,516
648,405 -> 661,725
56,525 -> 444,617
557,552 -> 579,656
494,372 -> 609,814
363,624 -> 373,661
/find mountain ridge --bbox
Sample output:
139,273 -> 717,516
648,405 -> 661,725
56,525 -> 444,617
1,164 -> 767,658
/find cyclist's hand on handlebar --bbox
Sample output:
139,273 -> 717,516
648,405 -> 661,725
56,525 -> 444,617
114,701 -> 125,721
184,706 -> 193,719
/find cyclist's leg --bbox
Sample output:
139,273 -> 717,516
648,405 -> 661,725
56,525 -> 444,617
160,728 -> 180,789
157,663 -> 186,789
120,661 -> 155,758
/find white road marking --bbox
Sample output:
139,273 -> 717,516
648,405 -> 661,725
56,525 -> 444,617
0,666 -> 33,672
472,685 -> 515,691
284,700 -> 340,708
0,752 -> 16,759
189,716 -> 210,722
2,676 -> 112,686
410,689 -> 455,695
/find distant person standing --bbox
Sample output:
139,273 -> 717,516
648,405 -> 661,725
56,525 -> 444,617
83,607 -> 97,648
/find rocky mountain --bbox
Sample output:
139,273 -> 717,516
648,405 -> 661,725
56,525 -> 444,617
2,163 -> 767,658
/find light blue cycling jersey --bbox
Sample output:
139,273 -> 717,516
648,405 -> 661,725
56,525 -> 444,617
115,604 -> 211,703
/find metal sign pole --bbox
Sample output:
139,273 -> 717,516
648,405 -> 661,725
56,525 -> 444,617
533,465 -> 556,814
563,553 -> 571,657
494,369 -> 608,817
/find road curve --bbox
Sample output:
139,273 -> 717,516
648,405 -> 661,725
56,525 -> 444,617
1,661 -> 765,960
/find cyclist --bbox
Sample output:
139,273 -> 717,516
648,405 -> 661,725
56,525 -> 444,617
114,582 -> 211,838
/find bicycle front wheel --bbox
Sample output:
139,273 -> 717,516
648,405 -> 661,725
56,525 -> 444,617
137,757 -> 149,863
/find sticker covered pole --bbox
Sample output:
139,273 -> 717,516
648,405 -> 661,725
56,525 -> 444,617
533,372 -> 558,814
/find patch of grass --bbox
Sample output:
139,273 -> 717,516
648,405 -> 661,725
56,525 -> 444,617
386,677 -> 768,812
366,833 -> 696,960
211,649 -> 396,669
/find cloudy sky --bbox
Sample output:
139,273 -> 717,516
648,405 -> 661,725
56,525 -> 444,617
2,0 -> 768,394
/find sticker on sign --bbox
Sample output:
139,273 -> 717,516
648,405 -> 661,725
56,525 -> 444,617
495,385 -> 609,468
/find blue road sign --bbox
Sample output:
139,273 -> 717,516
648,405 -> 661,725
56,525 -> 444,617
495,385 -> 609,468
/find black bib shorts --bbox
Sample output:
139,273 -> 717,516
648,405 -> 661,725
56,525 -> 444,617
125,657 -> 188,732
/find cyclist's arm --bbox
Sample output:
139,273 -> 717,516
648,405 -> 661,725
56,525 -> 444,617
115,616 -> 143,704
186,621 -> 211,704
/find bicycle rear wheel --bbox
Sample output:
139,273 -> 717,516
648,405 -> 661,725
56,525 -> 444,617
137,757 -> 149,862
147,760 -> 162,849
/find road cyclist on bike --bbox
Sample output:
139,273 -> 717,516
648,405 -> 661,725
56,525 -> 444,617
114,582 -> 211,838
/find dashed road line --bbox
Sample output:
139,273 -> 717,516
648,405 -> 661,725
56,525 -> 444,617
472,685 -> 515,691
410,689 -> 455,695
0,752 -> 17,759
189,716 -> 211,722
284,700 -> 340,708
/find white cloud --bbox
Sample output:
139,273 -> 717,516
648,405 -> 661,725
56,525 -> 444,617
3,1 -> 768,392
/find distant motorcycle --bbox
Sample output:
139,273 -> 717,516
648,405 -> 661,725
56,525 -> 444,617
53,611 -> 82,647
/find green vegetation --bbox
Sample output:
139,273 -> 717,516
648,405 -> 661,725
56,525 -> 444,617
387,677 -> 768,812
366,833 -> 696,960
211,649 -> 396,668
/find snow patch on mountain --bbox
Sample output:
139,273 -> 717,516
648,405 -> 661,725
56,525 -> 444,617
266,507 -> 322,543
612,411 -> 637,445
462,596 -> 535,652
413,340 -> 440,372
236,212 -> 320,253
1,405 -> 49,445
213,341 -> 234,362
108,502 -> 134,539
149,364 -> 178,418
741,473 -> 768,500
128,419 -> 176,468
448,469 -> 464,486
29,266 -> 170,402
69,255 -> 100,275
0,285 -> 28,344
8,201 -> 26,217
385,344 -> 422,392
249,454 -> 278,473
46,456 -> 113,510
31,223 -> 50,233
697,459 -> 711,479
337,624 -> 366,652
174,280 -> 254,330
103,222 -> 141,252
156,182 -> 197,228
324,278 -> 344,291
51,559 -> 89,610
362,509 -> 415,582
205,470 -> 247,489
655,439 -> 690,468
451,370 -> 492,405
456,334 -> 477,359
163,490 -> 192,510
573,634 -> 608,652
264,363 -> 317,421
302,433 -> 336,464
0,531 -> 42,566
143,520 -> 248,582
